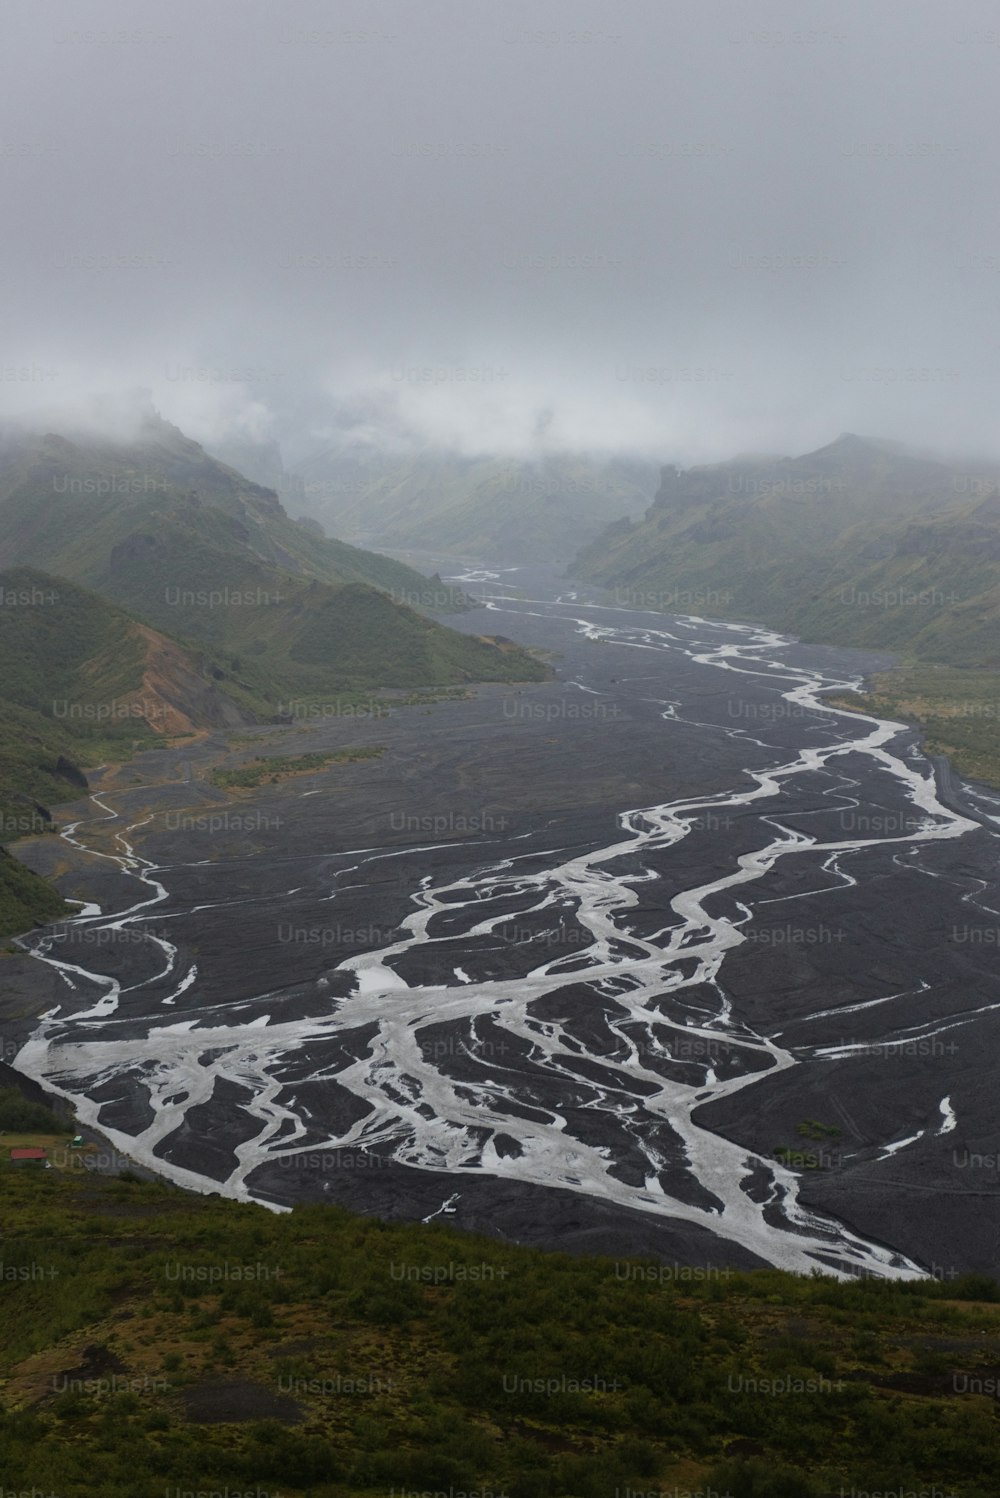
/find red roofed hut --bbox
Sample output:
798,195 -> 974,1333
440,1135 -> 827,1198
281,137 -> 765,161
9,1147 -> 47,1165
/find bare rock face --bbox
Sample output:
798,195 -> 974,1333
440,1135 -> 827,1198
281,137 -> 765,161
53,755 -> 88,789
130,623 -> 258,734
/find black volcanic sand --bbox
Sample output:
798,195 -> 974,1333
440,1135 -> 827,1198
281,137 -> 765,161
249,1154 -> 768,1271
9,561 -> 1000,1275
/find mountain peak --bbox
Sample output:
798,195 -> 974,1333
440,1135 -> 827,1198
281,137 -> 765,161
825,432 -> 883,453
819,432 -> 938,461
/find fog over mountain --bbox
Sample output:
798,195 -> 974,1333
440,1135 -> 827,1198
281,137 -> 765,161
2,0 -> 999,465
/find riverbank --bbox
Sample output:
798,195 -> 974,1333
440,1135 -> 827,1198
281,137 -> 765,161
822,661 -> 1000,792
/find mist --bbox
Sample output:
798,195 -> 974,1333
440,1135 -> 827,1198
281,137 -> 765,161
2,0 -> 998,464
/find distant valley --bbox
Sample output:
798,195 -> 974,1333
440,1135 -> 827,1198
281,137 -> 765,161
279,444 -> 659,563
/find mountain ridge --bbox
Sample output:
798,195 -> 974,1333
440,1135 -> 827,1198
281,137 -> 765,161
0,413 -> 547,933
574,434 -> 1000,665
0,409 -> 545,712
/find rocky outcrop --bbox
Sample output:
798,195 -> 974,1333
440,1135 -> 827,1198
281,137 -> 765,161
53,756 -> 88,789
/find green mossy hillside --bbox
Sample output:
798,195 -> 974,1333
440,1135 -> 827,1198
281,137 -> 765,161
1,1166 -> 999,1496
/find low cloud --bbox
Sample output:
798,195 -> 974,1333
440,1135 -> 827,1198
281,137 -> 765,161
1,0 -> 998,469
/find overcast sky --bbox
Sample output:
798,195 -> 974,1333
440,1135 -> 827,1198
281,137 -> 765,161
2,0 -> 999,463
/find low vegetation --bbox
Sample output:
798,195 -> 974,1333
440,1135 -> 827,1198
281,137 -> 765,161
0,847 -> 70,938
210,747 -> 384,790
0,1086 -> 63,1132
827,663 -> 1000,789
0,1164 -> 999,1495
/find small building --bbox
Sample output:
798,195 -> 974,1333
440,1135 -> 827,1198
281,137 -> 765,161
9,1147 -> 47,1166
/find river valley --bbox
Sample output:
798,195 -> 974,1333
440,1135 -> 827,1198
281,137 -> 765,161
10,564 -> 1000,1281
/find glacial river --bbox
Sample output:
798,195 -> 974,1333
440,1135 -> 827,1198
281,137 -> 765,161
14,569 -> 1000,1279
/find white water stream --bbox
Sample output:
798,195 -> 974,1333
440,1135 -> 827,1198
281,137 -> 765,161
12,595 -> 989,1278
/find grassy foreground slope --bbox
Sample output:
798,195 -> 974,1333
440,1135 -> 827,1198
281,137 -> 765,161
1,1161 -> 999,1497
